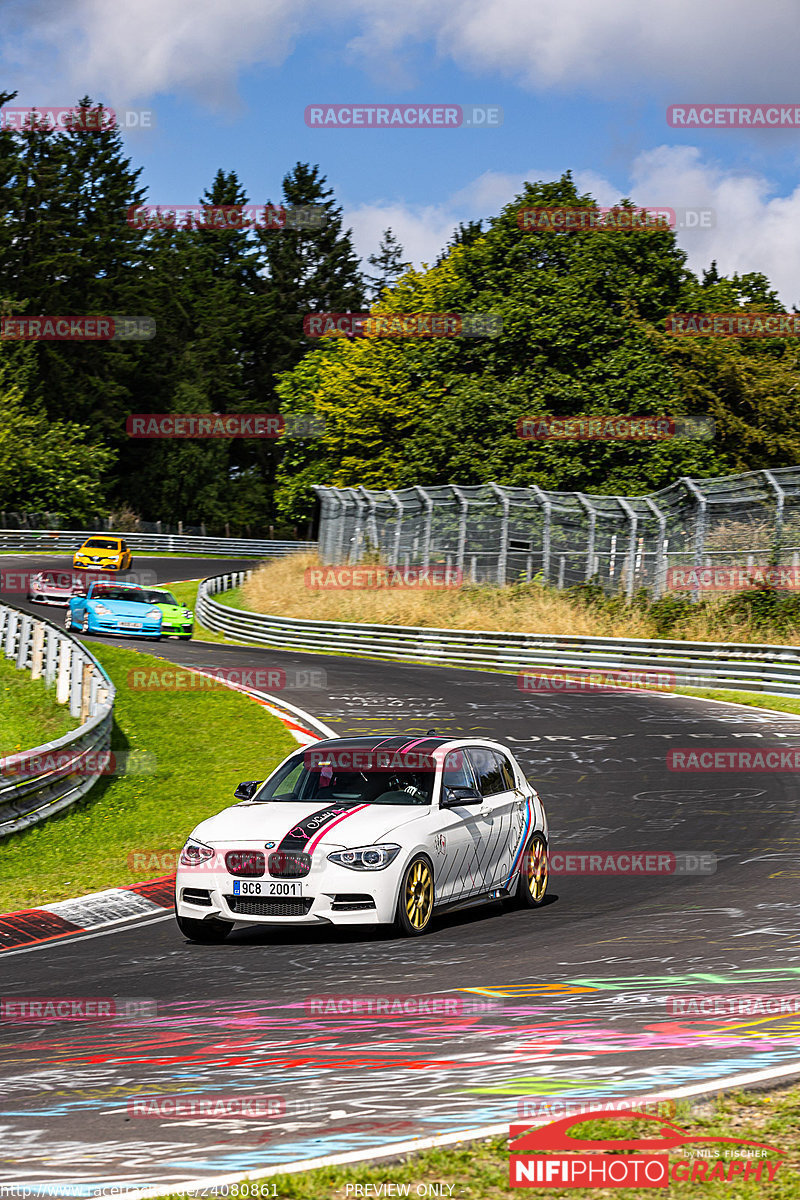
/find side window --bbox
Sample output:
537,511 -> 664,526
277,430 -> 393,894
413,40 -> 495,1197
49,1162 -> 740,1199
121,541 -> 128,552
442,750 -> 474,792
469,748 -> 506,797
495,752 -> 517,792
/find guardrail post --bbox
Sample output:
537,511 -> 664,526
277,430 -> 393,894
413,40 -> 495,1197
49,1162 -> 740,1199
31,623 -> 44,679
4,609 -> 19,658
44,626 -> 57,686
16,613 -> 31,668
56,638 -> 71,705
69,646 -> 82,717
80,661 -> 93,722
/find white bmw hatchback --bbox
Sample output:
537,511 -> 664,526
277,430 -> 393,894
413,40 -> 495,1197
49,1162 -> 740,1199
175,735 -> 549,940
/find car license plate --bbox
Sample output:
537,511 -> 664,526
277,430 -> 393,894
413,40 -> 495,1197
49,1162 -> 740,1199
232,880 -> 301,896
120,622 -> 141,629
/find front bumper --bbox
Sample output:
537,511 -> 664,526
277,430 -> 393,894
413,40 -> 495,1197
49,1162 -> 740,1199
89,617 -> 161,638
74,558 -> 122,570
175,860 -> 403,927
162,622 -> 194,636
29,593 -> 71,605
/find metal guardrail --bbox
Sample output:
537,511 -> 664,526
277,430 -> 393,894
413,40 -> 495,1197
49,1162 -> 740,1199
0,530 -> 316,557
0,604 -> 115,838
197,570 -> 800,698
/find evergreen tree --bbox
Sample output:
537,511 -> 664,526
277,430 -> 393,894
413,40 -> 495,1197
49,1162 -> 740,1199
366,228 -> 410,301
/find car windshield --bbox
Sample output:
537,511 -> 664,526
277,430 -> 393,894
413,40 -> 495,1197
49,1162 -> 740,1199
255,756 -> 435,805
84,539 -> 119,549
92,587 -> 145,602
141,590 -> 178,605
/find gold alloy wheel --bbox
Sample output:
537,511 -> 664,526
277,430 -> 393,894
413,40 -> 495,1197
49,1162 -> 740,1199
526,837 -> 548,902
404,859 -> 434,929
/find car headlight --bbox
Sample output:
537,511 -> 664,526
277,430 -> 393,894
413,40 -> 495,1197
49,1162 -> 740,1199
327,844 -> 402,871
180,838 -> 215,867
148,608 -> 161,617
93,604 -> 110,615
183,609 -> 193,618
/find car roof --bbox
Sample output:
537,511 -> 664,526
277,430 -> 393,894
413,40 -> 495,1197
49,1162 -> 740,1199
306,735 -> 509,756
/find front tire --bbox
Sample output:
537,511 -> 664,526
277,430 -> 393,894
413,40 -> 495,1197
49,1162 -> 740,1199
81,612 -> 90,635
394,855 -> 434,936
512,832 -> 548,908
65,608 -> 74,630
176,914 -> 232,943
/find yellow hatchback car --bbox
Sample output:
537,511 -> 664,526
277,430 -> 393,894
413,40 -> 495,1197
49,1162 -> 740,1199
73,536 -> 133,571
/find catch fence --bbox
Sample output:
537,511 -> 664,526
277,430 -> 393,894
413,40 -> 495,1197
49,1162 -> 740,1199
313,468 -> 800,597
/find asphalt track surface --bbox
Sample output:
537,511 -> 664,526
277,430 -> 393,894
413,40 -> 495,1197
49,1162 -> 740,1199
2,555 -> 800,1193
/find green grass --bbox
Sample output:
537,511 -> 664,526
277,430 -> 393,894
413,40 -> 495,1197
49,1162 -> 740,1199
677,686 -> 800,716
150,1083 -> 800,1199
0,642 -> 297,911
0,654 -> 79,757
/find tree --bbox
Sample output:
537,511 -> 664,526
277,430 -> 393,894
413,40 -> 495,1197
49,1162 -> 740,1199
274,172 -> 800,523
366,229 -> 410,302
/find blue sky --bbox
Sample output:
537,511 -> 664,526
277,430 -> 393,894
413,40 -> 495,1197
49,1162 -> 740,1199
3,0 -> 800,304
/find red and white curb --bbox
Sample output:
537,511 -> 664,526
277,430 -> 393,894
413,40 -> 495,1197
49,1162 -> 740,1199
0,671 -> 332,952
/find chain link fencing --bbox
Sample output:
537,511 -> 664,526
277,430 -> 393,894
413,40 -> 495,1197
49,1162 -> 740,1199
313,467 -> 800,597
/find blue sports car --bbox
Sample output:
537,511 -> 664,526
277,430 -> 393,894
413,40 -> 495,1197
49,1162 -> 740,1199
66,582 -> 163,639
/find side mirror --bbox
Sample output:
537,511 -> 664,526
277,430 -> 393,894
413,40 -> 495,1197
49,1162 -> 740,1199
234,780 -> 262,800
441,786 -> 483,809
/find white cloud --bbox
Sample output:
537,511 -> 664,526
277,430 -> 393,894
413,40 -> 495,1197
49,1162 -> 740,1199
3,0 -> 800,104
347,149 -> 800,309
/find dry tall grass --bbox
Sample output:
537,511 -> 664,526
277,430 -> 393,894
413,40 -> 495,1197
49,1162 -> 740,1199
240,554 -> 800,645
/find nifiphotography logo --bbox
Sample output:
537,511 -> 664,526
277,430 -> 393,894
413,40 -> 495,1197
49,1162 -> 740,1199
509,1109 -> 785,1188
